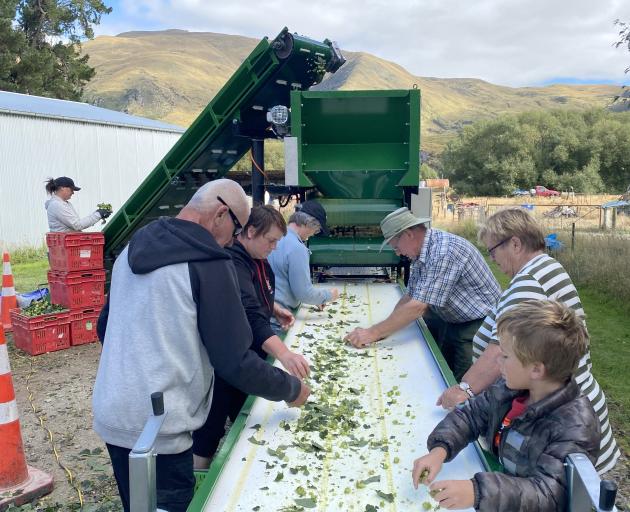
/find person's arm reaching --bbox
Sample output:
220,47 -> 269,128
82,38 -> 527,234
231,258 -> 309,378
286,245 -> 332,305
345,298 -> 427,347
190,260 -> 307,405
437,344 -> 502,408
262,335 -> 310,379
273,303 -> 294,330
49,199 -> 101,231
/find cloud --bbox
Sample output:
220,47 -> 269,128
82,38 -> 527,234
95,0 -> 630,87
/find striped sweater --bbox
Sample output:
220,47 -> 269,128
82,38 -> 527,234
472,253 -> 619,474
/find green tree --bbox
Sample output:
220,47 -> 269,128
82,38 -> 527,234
0,0 -> 111,100
613,19 -> 630,110
590,116 -> 630,191
420,163 -> 438,179
442,117 -> 536,195
556,157 -> 605,193
440,109 -> 630,195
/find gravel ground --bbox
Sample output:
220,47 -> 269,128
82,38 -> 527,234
6,340 -> 121,511
3,335 -> 629,511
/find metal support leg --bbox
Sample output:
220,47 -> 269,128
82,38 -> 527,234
129,392 -> 168,512
251,139 -> 265,205
565,453 -> 617,512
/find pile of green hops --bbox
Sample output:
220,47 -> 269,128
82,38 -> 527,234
21,297 -> 67,317
97,203 -> 113,212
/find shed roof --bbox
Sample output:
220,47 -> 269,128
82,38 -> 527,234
0,90 -> 185,133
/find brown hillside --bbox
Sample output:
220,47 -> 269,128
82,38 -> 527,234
83,30 -> 621,155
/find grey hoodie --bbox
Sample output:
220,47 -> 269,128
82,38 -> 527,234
92,217 -> 301,453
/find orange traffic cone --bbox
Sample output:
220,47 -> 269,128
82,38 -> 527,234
0,323 -> 53,509
1,252 -> 18,331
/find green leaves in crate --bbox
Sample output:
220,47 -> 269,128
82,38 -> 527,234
21,296 -> 67,317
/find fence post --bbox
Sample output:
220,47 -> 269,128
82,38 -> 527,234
571,223 -> 576,251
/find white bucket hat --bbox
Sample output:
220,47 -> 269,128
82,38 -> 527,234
380,207 -> 431,250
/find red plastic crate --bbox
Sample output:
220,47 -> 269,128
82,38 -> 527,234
10,309 -> 70,356
69,307 -> 101,346
46,232 -> 105,271
48,270 -> 106,309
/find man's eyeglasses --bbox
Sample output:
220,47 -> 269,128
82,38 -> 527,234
487,237 -> 511,258
217,196 -> 243,237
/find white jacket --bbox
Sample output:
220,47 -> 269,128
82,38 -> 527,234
45,194 -> 101,232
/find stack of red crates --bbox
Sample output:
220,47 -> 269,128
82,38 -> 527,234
47,232 -> 105,348
11,233 -> 106,355
46,233 -> 105,345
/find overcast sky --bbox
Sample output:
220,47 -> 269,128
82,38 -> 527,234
95,0 -> 629,87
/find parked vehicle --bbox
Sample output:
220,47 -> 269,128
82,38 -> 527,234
511,189 -> 531,197
534,185 -> 560,197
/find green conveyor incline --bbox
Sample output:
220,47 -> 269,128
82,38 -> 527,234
102,28 -> 344,269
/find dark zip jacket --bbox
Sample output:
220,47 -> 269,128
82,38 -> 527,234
227,240 -> 276,356
428,378 -> 599,512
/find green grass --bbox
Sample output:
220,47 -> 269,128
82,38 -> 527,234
12,259 -> 50,294
579,289 -> 630,453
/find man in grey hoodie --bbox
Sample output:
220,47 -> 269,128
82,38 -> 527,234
93,179 -> 309,512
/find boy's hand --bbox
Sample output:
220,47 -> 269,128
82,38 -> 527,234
430,480 -> 474,510
412,447 -> 447,488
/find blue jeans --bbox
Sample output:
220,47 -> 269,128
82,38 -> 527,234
106,443 -> 195,512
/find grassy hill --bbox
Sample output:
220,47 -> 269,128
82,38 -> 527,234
83,30 -> 621,155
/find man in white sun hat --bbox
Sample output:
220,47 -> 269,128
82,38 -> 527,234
345,207 -> 501,381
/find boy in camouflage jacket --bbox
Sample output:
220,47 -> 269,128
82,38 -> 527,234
412,300 -> 600,511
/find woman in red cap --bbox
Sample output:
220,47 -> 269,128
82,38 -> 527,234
45,176 -> 111,232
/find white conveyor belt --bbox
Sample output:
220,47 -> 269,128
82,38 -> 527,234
199,281 -> 487,512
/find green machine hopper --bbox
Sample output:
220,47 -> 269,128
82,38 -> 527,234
282,89 -> 422,270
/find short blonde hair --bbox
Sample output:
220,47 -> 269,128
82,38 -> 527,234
478,208 -> 545,252
497,300 -> 588,382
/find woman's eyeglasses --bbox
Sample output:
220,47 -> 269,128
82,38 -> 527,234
217,196 -> 243,237
487,237 -> 511,258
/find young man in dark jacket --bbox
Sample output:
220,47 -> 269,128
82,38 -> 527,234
193,205 -> 310,469
93,180 -> 309,512
412,300 -> 599,512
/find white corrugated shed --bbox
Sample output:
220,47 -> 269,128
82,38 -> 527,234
0,91 -> 185,248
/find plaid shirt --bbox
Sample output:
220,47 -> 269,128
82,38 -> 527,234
407,229 -> 500,323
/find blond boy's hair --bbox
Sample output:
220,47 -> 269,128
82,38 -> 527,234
497,300 -> 588,382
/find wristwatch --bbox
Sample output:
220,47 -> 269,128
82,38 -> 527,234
458,381 -> 475,399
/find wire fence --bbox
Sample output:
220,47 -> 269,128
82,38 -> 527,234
434,197 -> 630,234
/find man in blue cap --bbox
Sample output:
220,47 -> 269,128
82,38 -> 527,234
268,200 -> 338,333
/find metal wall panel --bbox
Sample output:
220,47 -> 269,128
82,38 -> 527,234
0,113 -> 181,248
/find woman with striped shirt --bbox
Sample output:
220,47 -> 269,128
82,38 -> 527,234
436,208 -> 619,474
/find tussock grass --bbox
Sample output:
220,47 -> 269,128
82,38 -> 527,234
554,234 -> 630,303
